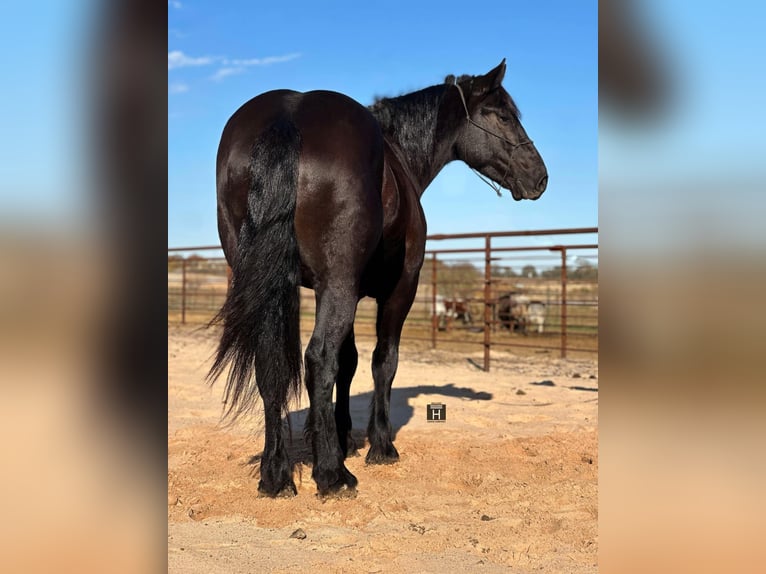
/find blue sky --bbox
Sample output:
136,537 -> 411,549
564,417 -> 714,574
168,0 -> 598,249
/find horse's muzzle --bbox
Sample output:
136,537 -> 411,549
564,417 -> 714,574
521,174 -> 548,200
510,176 -> 547,201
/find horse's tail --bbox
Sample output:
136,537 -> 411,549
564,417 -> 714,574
208,118 -> 303,422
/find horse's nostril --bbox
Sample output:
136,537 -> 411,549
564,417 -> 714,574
537,175 -> 548,191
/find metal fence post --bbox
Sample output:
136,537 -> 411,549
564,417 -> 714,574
431,253 -> 437,349
483,235 -> 492,371
181,257 -> 187,325
560,247 -> 567,358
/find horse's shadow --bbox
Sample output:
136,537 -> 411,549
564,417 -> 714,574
247,383 -> 493,468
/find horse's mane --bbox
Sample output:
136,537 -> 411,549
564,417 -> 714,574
369,73 -> 473,108
368,82 -> 447,166
368,72 -> 521,153
368,72 -> 485,173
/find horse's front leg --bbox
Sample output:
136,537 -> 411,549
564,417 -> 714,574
366,275 -> 419,465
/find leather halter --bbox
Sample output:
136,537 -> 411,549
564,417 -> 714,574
453,80 -> 533,197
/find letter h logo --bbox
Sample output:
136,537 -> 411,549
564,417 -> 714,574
427,403 -> 446,422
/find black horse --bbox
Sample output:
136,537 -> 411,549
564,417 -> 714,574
209,60 -> 547,498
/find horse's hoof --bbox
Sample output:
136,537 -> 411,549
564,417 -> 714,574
314,466 -> 358,498
365,445 -> 400,465
257,480 -> 298,498
316,483 -> 358,499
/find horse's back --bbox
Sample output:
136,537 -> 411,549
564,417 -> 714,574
218,89 -> 381,163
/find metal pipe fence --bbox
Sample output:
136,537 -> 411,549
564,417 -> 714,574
168,227 -> 598,369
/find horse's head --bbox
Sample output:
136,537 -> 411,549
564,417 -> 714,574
448,60 -> 548,201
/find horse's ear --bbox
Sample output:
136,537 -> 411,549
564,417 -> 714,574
471,59 -> 507,99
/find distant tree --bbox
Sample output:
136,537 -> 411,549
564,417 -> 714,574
521,265 -> 538,278
571,262 -> 598,281
491,265 -> 517,278
443,262 -> 481,298
428,260 -> 482,299
540,263 -> 598,280
541,266 -> 562,279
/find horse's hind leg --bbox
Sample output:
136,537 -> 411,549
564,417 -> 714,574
335,329 -> 359,458
367,276 -> 419,465
305,286 -> 358,496
256,378 -> 297,497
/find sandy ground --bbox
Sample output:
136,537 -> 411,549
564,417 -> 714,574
168,325 -> 598,573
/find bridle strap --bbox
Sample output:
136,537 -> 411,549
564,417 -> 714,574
453,81 -> 533,197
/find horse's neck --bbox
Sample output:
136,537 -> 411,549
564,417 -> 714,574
382,138 -> 422,195
373,90 -> 458,195
386,134 -> 455,196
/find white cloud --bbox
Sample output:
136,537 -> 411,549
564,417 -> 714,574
169,82 -> 189,94
225,53 -> 301,67
168,51 -> 300,81
209,53 -> 302,82
168,50 -> 213,70
210,67 -> 245,82
168,1 -> 182,9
